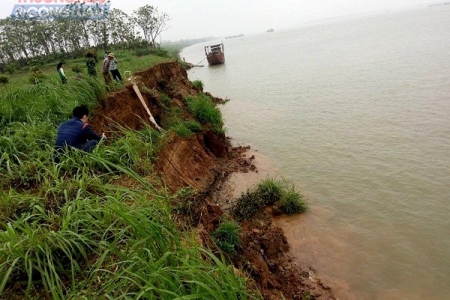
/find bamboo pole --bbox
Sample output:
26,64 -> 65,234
125,72 -> 163,131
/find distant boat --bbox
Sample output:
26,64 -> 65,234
225,34 -> 244,39
267,28 -> 274,33
204,43 -> 225,66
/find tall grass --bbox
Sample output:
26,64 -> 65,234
0,52 -> 256,299
185,93 -> 224,133
0,154 -> 255,299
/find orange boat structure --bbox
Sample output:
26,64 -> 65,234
204,43 -> 225,66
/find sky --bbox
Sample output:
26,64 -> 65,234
0,0 -> 436,41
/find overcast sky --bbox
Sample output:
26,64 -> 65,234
1,0 -> 435,41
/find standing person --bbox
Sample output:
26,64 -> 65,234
86,52 -> 97,77
56,62 -> 67,84
108,53 -> 122,82
102,53 -> 113,88
55,104 -> 106,155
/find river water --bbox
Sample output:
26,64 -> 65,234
181,5 -> 450,300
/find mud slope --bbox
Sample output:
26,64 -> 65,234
90,61 -> 336,299
91,61 -> 231,192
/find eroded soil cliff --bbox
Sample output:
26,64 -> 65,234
90,61 -> 336,300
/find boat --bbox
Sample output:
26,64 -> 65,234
225,34 -> 244,39
204,43 -> 225,66
267,28 -> 274,33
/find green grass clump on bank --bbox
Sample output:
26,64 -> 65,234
192,79 -> 204,90
277,186 -> 308,215
212,218 -> 242,255
185,93 -> 224,133
231,178 -> 308,222
161,105 -> 204,138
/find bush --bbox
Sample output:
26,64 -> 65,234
230,190 -> 265,222
134,48 -> 151,57
29,70 -> 46,84
149,48 -> 170,58
6,64 -> 17,75
85,48 -> 97,59
255,178 -> 283,205
0,75 -> 9,84
192,80 -> 203,90
212,219 -> 241,255
276,186 -> 308,215
231,178 -> 308,222
71,64 -> 83,73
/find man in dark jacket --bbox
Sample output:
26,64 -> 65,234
55,105 -> 105,155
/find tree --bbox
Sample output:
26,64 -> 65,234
133,5 -> 170,48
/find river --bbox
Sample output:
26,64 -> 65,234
180,5 -> 450,299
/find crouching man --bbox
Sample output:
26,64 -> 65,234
55,105 -> 106,157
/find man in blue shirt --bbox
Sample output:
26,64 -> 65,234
55,105 -> 105,155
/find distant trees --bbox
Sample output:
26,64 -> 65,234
0,4 -> 170,71
133,5 -> 171,48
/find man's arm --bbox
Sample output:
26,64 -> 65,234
82,123 -> 103,141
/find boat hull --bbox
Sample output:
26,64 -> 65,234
205,43 -> 225,66
206,53 -> 225,65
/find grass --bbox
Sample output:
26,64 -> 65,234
212,218 -> 242,255
0,49 -> 258,298
0,148 -> 255,299
231,178 -> 308,222
185,93 -> 224,133
2,48 -> 171,87
192,79 -> 204,90
276,185 -> 308,215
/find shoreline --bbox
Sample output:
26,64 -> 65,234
211,144 -> 343,299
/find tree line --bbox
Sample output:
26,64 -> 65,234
0,4 -> 170,73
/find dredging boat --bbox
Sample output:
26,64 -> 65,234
204,43 -> 225,66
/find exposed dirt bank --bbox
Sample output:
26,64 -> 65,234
91,61 -> 336,299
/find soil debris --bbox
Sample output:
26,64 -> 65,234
91,61 -> 336,299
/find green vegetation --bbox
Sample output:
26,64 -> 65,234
0,75 -> 8,84
70,64 -> 83,74
231,178 -> 308,222
212,218 -> 242,255
161,106 -> 203,137
255,178 -> 284,205
0,5 -> 171,73
185,93 -> 224,133
192,79 -> 204,90
1,48 -> 170,88
28,68 -> 47,85
276,185 -> 308,215
0,52 -> 257,298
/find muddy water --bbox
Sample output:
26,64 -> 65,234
181,5 -> 450,300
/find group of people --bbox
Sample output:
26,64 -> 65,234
102,51 -> 123,87
53,50 -> 130,157
55,51 -> 123,85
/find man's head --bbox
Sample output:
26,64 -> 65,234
108,53 -> 114,59
73,105 -> 89,122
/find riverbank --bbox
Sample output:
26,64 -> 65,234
91,60 -> 336,299
0,59 -> 335,299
